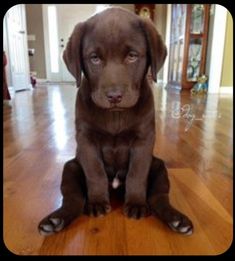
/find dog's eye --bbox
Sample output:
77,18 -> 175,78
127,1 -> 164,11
126,51 -> 138,63
90,53 -> 101,65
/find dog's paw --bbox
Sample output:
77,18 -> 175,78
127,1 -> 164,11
38,216 -> 64,236
85,202 -> 111,217
155,207 -> 193,235
123,203 -> 149,219
167,213 -> 193,235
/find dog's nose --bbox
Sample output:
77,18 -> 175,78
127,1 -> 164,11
106,90 -> 122,104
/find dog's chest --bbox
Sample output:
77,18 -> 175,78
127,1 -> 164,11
101,129 -> 136,166
100,111 -> 133,136
102,142 -> 130,168
101,138 -> 131,188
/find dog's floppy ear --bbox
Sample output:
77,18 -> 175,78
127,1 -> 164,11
63,22 -> 85,87
141,18 -> 167,82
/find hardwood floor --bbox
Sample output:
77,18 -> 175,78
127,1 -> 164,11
3,84 -> 233,255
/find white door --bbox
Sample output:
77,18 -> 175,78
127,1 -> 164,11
57,5 -> 82,82
43,4 -> 97,82
5,4 -> 31,91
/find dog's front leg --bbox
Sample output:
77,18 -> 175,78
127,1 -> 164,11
76,135 -> 111,217
124,136 -> 154,219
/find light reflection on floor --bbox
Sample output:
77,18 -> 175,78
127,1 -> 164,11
50,87 -> 68,150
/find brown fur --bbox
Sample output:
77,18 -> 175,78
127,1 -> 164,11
38,7 -> 193,236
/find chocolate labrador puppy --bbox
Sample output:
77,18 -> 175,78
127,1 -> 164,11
38,7 -> 193,235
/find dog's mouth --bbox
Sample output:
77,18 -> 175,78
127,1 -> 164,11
108,106 -> 126,112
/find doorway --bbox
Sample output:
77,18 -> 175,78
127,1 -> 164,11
43,4 -> 97,82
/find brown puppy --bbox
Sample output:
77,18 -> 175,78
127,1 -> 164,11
38,7 -> 193,236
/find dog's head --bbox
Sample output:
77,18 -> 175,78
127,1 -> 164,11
63,7 -> 167,110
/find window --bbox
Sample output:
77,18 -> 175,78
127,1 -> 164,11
47,5 -> 59,73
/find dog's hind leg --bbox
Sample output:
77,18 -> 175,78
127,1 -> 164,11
38,158 -> 86,236
147,157 -> 193,235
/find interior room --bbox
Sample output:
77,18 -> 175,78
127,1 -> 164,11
3,4 -> 233,255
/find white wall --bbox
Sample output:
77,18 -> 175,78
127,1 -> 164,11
207,5 -> 227,93
154,4 -> 167,41
112,4 -> 135,12
205,5 -> 215,80
163,4 -> 171,84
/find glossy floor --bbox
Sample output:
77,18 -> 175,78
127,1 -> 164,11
3,84 -> 233,255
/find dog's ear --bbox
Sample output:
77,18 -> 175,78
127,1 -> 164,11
140,18 -> 167,82
63,22 -> 85,87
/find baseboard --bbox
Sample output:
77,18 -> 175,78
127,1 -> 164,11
3,100 -> 12,106
8,86 -> 15,98
37,78 -> 48,83
8,86 -> 14,92
36,79 -> 76,85
219,86 -> 233,94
